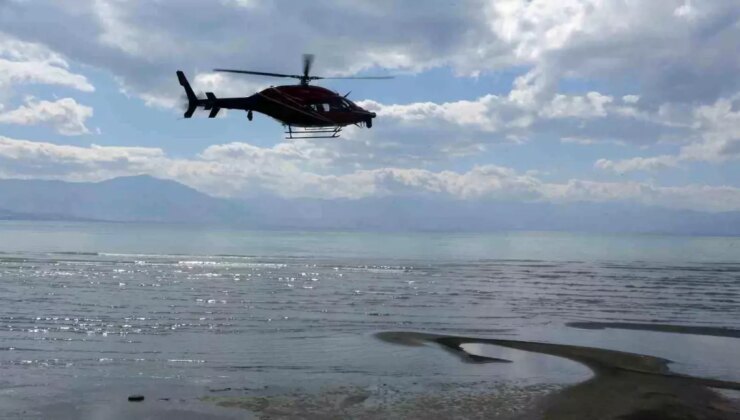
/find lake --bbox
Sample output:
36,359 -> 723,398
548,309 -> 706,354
0,221 -> 738,418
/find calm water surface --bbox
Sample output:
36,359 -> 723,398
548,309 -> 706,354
0,221 -> 738,417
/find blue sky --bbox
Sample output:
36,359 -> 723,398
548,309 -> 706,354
0,0 -> 739,212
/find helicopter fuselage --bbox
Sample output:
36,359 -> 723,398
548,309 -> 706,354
178,70 -> 376,129
240,85 -> 375,128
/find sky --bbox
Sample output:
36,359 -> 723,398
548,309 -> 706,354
0,0 -> 739,213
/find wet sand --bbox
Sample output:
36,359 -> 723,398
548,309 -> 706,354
567,321 -> 740,339
377,331 -> 740,419
30,330 -> 740,419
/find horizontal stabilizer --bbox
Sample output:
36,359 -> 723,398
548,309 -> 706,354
204,92 -> 216,110
208,107 -> 221,118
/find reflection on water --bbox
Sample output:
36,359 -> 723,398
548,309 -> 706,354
0,223 -> 738,416
459,343 -> 591,384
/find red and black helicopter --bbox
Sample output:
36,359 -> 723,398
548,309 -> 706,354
177,54 -> 392,138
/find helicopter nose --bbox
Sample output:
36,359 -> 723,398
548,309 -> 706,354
370,112 -> 376,118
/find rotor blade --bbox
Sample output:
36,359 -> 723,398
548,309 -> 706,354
318,76 -> 395,80
303,54 -> 315,79
213,69 -> 302,79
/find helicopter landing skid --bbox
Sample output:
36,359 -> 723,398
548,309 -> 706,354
285,125 -> 342,139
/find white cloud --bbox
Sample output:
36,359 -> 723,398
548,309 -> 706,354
561,137 -> 625,146
596,95 -> 740,172
0,97 -> 93,135
0,0 -> 736,109
674,1 -> 699,21
679,96 -> 740,162
0,33 -> 94,94
540,92 -> 613,119
594,155 -> 680,173
92,0 -> 178,59
622,95 -> 640,104
0,1 -> 734,168
1,136 -> 739,212
482,0 -> 740,104
359,89 -> 654,149
361,96 -> 506,132
0,136 -> 163,181
0,1 -> 736,207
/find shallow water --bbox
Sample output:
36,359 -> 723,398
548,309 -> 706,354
0,222 -> 738,417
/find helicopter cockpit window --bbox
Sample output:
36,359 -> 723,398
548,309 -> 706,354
329,99 -> 351,112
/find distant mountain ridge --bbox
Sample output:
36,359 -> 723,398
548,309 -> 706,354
0,207 -> 95,221
0,175 -> 248,224
0,175 -> 738,235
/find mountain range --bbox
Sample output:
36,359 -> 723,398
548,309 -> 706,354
0,175 -> 738,235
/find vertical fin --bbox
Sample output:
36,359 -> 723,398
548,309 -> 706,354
177,71 -> 198,118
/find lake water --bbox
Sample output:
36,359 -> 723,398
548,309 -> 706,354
0,221 -> 738,418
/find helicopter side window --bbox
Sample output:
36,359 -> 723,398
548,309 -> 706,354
309,103 -> 329,113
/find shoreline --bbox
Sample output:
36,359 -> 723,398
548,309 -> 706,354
566,321 -> 740,339
21,330 -> 740,419
377,331 -> 740,419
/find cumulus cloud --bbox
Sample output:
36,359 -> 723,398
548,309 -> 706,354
0,97 -> 93,135
0,1 -> 484,107
0,2 -> 733,150
359,89 -> 661,149
0,33 -> 94,95
0,136 -> 163,180
1,135 -> 739,212
0,1 -> 737,210
0,1 -> 736,109
561,137 -> 625,146
483,0 -> 740,104
594,155 -> 680,173
0,33 -> 95,134
679,95 -> 740,162
596,95 -> 740,172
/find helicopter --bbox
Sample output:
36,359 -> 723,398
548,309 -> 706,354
176,54 -> 392,139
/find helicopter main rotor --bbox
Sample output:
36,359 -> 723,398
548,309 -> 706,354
214,54 -> 393,86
